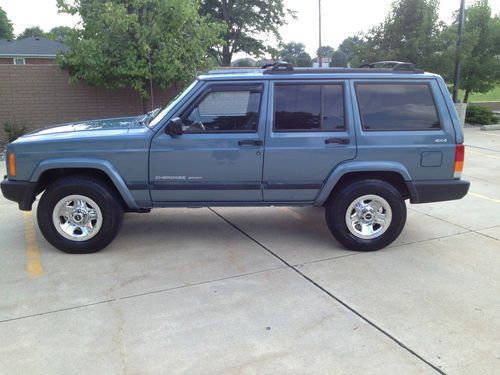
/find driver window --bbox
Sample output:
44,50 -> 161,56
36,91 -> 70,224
182,86 -> 262,133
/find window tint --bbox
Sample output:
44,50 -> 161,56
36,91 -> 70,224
274,84 -> 345,131
183,87 -> 262,133
356,83 -> 441,131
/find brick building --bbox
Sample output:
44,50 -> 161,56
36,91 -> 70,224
0,36 -> 69,65
0,38 -> 181,145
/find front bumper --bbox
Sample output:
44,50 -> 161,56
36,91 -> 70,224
1,177 -> 38,210
407,179 -> 470,204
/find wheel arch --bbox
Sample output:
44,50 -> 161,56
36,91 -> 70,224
29,159 -> 139,210
315,161 -> 414,206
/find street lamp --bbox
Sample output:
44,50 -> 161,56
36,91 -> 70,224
318,0 -> 322,67
452,0 -> 466,103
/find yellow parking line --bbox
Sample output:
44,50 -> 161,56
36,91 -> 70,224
466,150 -> 500,160
469,192 -> 500,204
23,212 -> 44,277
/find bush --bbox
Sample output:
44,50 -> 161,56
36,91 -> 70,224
465,105 -> 499,125
3,122 -> 27,143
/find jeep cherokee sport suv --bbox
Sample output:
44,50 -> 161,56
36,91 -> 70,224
1,62 -> 470,254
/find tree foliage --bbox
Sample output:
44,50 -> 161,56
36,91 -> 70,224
330,50 -> 348,67
0,6 -> 14,39
46,26 -> 74,43
200,0 -> 294,66
57,0 -> 221,107
316,45 -> 334,59
17,26 -> 45,39
458,1 -> 500,102
277,42 -> 312,67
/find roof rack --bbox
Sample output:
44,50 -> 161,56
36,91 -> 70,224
262,60 -> 424,75
359,61 -> 418,71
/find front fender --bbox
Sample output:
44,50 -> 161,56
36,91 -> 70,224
314,161 -> 412,205
30,158 -> 139,209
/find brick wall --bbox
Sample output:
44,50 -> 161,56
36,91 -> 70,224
0,64 -> 182,144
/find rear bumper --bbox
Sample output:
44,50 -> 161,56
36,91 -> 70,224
407,179 -> 470,204
0,177 -> 37,211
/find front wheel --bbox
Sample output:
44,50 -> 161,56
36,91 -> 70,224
37,176 -> 124,254
325,179 -> 406,251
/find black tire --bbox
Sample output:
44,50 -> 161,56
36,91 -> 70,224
37,176 -> 124,254
325,179 -> 406,251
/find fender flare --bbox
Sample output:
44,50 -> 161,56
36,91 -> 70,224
314,161 -> 413,205
30,158 -> 139,209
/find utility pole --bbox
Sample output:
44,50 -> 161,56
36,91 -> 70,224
318,0 -> 322,67
452,0 -> 466,103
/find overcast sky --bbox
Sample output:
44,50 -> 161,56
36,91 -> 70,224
1,0 -> 499,57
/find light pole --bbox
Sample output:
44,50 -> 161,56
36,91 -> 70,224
452,0 -> 466,103
318,0 -> 322,67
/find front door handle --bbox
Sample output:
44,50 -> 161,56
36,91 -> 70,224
325,137 -> 350,145
238,140 -> 263,146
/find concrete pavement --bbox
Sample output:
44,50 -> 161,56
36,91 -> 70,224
0,127 -> 499,374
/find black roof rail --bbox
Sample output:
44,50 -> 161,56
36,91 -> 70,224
262,61 -> 293,73
359,61 -> 418,71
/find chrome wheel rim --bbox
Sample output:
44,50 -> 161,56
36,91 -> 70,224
52,195 -> 102,241
345,194 -> 392,240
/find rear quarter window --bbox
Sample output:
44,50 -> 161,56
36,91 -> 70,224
355,83 -> 441,131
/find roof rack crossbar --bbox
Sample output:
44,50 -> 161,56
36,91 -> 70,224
359,61 -> 417,71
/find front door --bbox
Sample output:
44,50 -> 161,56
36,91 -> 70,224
150,81 -> 267,203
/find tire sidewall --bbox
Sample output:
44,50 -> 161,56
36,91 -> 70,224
326,180 -> 407,251
37,177 -> 123,254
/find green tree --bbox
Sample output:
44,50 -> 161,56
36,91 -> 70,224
459,1 -> 500,102
17,26 -> 45,39
57,0 -> 221,111
0,7 -> 14,39
46,26 -> 74,43
338,36 -> 366,67
330,50 -> 348,67
316,45 -> 334,60
296,52 -> 312,67
200,0 -> 294,66
279,42 -> 311,66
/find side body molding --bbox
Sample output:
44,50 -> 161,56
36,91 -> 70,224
314,161 -> 413,206
30,158 -> 139,209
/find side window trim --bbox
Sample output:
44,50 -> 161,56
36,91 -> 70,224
354,81 -> 442,132
272,82 -> 346,133
180,83 -> 264,134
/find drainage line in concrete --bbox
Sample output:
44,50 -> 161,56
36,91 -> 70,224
209,208 -> 446,375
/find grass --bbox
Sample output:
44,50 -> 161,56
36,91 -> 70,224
458,86 -> 500,102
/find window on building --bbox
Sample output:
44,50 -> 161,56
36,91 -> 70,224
274,84 -> 345,132
13,58 -> 26,65
355,83 -> 441,131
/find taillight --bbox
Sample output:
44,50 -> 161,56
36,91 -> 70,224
9,152 -> 16,177
454,144 -> 464,178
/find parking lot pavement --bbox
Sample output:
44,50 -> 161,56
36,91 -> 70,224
1,127 -> 499,374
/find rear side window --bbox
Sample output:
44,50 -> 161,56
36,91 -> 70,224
274,84 -> 345,132
356,83 -> 441,131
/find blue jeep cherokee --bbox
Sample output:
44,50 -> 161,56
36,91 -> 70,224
1,62 -> 470,253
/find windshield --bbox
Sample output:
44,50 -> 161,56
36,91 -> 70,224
148,80 -> 199,128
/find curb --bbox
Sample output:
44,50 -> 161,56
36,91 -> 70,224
480,124 -> 500,131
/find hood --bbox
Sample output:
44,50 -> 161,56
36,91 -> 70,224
24,115 -> 143,137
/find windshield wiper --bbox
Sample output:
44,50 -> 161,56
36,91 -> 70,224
134,107 -> 161,127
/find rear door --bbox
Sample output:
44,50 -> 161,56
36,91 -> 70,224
263,80 -> 357,202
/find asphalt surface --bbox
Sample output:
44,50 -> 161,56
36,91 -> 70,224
1,127 -> 499,374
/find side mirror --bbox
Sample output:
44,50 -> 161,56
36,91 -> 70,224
165,117 -> 183,136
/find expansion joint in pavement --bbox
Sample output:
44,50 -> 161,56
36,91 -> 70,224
209,207 -> 447,375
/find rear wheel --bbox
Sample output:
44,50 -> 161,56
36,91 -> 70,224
325,179 -> 406,251
37,176 -> 123,254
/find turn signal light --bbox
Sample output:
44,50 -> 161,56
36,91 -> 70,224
9,152 -> 16,177
454,144 -> 464,178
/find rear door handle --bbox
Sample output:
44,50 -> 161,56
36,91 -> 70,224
238,140 -> 263,146
325,137 -> 350,145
